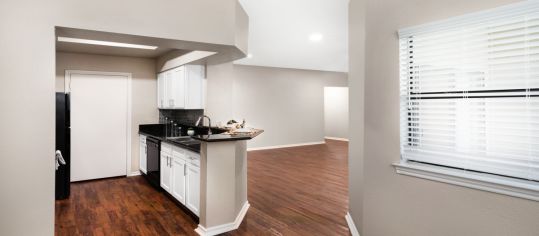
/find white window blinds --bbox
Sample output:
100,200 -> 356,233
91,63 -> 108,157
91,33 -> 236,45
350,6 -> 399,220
399,1 -> 539,181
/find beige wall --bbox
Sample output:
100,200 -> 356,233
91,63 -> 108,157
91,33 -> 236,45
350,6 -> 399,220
205,62 -> 237,124
0,0 -> 245,235
348,0 -> 366,231
231,65 -> 348,148
349,0 -> 539,235
56,52 -> 158,174
324,87 -> 349,139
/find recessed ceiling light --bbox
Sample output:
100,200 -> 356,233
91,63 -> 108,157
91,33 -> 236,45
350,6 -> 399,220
309,33 -> 323,42
57,37 -> 158,50
247,53 -> 253,58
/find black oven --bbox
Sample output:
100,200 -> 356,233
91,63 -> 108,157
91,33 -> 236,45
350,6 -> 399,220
145,137 -> 161,189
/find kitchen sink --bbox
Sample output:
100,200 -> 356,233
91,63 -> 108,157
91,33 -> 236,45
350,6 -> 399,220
166,136 -> 193,142
180,140 -> 200,145
167,137 -> 201,147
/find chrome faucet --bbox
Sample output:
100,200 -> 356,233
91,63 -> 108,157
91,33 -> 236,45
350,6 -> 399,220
195,115 -> 212,135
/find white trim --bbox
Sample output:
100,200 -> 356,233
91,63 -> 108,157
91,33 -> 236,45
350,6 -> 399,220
247,141 -> 325,151
394,162 -> 539,201
398,1 -> 539,38
128,171 -> 141,177
65,70 -> 133,178
345,212 -> 360,236
325,136 -> 349,142
195,201 -> 250,236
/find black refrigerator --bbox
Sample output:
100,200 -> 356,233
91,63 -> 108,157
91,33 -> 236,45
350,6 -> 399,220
56,93 -> 70,200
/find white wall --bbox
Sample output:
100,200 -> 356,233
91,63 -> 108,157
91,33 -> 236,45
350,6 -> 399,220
230,65 -> 347,149
349,0 -> 539,235
324,87 -> 349,140
56,52 -> 158,174
0,1 -> 246,235
205,62 -> 237,124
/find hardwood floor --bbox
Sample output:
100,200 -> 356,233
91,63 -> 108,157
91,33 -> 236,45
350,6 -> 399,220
55,139 -> 349,236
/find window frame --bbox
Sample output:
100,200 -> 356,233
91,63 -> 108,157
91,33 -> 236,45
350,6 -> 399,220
394,1 -> 539,201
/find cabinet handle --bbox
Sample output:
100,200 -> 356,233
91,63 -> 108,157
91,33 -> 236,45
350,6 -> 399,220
184,164 -> 186,176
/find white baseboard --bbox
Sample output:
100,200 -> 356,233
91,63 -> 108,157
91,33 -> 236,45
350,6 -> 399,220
128,171 -> 141,177
325,136 -> 349,142
247,141 -> 325,151
345,212 -> 360,236
195,201 -> 250,236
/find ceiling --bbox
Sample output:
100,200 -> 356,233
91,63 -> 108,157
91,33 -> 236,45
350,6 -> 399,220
235,0 -> 349,72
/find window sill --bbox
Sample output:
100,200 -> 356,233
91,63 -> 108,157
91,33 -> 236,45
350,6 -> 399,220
393,162 -> 539,201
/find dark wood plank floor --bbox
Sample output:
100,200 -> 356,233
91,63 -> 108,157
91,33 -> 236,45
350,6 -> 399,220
55,139 -> 349,236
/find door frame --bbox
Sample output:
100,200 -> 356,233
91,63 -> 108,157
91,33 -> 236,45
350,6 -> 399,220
64,70 -> 134,177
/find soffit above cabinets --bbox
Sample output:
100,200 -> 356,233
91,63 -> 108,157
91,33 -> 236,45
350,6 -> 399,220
54,27 -> 236,63
235,0 -> 349,72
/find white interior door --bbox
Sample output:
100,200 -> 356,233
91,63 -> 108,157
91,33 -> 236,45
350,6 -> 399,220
68,71 -> 129,182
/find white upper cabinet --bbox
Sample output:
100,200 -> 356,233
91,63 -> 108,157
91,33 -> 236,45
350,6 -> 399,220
157,73 -> 166,108
185,65 -> 205,109
157,65 -> 205,109
139,135 -> 147,174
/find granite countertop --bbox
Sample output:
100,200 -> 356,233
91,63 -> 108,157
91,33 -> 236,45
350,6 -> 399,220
139,124 -> 263,148
191,129 -> 264,142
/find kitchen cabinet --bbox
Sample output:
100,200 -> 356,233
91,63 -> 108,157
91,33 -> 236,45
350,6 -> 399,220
159,142 -> 201,216
185,151 -> 200,216
157,65 -> 205,109
160,143 -> 173,192
171,149 -> 187,204
184,65 -> 205,109
139,135 -> 147,174
157,73 -> 166,108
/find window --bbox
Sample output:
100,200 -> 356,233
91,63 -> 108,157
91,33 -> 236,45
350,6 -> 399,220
397,1 -> 539,199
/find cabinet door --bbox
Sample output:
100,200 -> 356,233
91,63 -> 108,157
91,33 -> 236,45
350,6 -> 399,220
139,139 -> 147,174
185,65 -> 205,109
171,156 -> 187,204
186,163 -> 200,216
157,73 -> 166,108
167,67 -> 185,109
160,153 -> 171,192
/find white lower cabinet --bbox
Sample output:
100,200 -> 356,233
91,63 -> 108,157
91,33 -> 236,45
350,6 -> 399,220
186,160 -> 200,216
160,144 -> 173,192
160,153 -> 172,192
171,150 -> 187,204
139,135 -> 147,174
160,143 -> 200,216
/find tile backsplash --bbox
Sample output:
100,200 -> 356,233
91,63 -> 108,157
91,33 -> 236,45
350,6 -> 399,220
159,109 -> 204,125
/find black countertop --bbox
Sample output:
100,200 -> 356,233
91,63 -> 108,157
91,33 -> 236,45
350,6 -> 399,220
191,131 -> 263,142
139,124 -> 263,147
139,124 -> 203,153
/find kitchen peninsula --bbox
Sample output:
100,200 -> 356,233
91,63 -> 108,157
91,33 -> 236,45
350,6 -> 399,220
139,123 -> 263,236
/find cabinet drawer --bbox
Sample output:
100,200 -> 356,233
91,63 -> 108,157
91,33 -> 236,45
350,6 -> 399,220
161,142 -> 173,154
185,151 -> 200,167
172,147 -> 187,161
